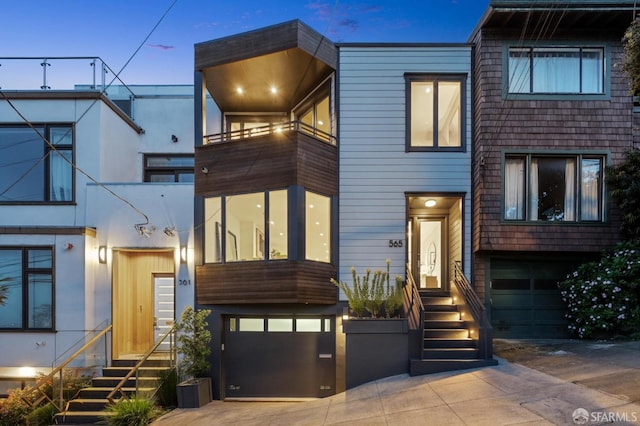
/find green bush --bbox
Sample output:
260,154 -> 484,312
559,241 -> 640,339
0,386 -> 33,426
155,368 -> 178,408
175,306 -> 212,380
331,259 -> 404,318
25,402 -> 58,426
101,397 -> 163,426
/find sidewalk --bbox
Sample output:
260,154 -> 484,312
153,343 -> 640,425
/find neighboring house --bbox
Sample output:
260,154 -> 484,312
193,20 -> 487,400
0,58 -> 196,395
469,1 -> 637,338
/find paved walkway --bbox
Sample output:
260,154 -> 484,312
153,340 -> 640,425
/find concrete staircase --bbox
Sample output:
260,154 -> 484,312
410,290 -> 497,375
53,358 -> 171,425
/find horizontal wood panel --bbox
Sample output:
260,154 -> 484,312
196,260 -> 337,305
196,131 -> 337,196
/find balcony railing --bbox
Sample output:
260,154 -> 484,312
204,120 -> 336,145
0,56 -> 134,96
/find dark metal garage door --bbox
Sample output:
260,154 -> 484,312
490,258 -> 579,338
222,315 -> 335,399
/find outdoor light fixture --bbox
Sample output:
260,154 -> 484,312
201,166 -> 209,174
98,246 -> 107,264
342,306 -> 349,321
180,246 -> 188,264
425,199 -> 437,208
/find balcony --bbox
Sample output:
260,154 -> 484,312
204,120 -> 335,146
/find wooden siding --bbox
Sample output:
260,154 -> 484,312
196,260 -> 337,304
470,27 -> 632,295
338,46 -> 473,281
195,131 -> 337,196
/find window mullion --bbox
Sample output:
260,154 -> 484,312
433,80 -> 439,147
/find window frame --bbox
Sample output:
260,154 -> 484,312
143,154 -> 194,183
405,73 -> 467,153
501,151 -> 608,224
0,124 -> 75,205
294,80 -> 334,144
0,246 -> 55,332
502,42 -> 611,100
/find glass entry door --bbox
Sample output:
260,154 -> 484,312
412,218 -> 446,290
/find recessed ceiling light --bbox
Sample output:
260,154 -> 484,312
257,204 -> 262,208
237,87 -> 243,94
309,204 -> 314,209
270,87 -> 277,94
318,120 -> 324,126
425,199 -> 437,207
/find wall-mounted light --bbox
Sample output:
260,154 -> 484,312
201,166 -> 209,174
98,246 -> 107,264
171,134 -> 178,143
180,246 -> 188,264
342,306 -> 349,321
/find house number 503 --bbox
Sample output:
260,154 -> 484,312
389,240 -> 403,248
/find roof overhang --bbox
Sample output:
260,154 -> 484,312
195,20 -> 337,113
470,0 -> 637,39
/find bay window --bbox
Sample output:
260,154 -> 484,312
0,125 -> 73,203
0,247 -> 53,330
504,154 -> 604,222
305,191 -> 331,263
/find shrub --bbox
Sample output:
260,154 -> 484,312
559,241 -> 640,339
0,386 -> 33,426
25,402 -> 58,426
101,396 -> 163,426
331,259 -> 404,318
175,306 -> 212,380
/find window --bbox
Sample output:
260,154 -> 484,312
204,190 -> 287,263
0,248 -> 53,330
298,93 -> 332,143
406,75 -> 465,150
225,115 -> 287,140
306,191 -> 331,263
504,154 -> 604,222
0,125 -> 73,203
508,47 -> 604,95
144,154 -> 194,182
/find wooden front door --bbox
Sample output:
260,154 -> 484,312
112,250 -> 174,359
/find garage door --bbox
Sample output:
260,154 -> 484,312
490,258 -> 578,338
223,316 -> 335,399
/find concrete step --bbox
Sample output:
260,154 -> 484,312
77,386 -> 155,399
423,348 -> 480,359
423,338 -> 475,348
425,311 -> 460,321
424,319 -> 466,329
424,328 -> 469,339
53,410 -> 113,425
409,358 -> 499,376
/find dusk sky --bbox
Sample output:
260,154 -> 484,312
2,0 -> 490,86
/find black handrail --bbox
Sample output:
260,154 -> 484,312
403,263 -> 424,331
204,120 -> 336,145
451,260 -> 493,359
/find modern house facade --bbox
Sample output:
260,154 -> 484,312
469,1 -> 637,338
0,59 -> 197,395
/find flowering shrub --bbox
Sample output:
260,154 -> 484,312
559,242 -> 640,339
0,386 -> 33,426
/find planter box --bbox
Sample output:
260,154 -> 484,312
343,318 -> 409,389
177,377 -> 212,408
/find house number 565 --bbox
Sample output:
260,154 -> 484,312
389,240 -> 403,248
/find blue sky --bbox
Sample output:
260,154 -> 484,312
2,0 -> 490,85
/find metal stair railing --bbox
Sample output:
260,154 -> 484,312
106,324 -> 176,404
21,322 -> 112,411
451,260 -> 494,359
403,263 -> 424,332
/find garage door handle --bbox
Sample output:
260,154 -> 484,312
319,353 -> 332,359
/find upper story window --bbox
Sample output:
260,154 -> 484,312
504,153 -> 605,222
144,154 -> 194,182
0,125 -> 73,203
296,88 -> 332,143
406,74 -> 465,151
225,115 -> 287,140
507,46 -> 605,96
0,247 -> 54,331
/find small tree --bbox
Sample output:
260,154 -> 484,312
607,149 -> 640,241
174,306 -> 212,380
623,17 -> 640,96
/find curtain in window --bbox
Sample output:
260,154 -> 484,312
529,159 -> 539,221
504,158 -> 524,219
49,149 -> 72,201
581,159 -> 601,220
509,49 -> 530,93
582,49 -> 603,94
533,49 -> 580,93
564,159 -> 576,221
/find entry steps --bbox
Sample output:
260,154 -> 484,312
53,358 -> 171,425
410,290 -> 497,375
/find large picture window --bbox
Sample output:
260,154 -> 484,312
508,47 -> 604,95
0,247 -> 53,330
504,154 -> 604,222
406,75 -> 465,150
0,125 -> 73,203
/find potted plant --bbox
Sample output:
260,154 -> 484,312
175,306 -> 212,408
330,260 -> 408,388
